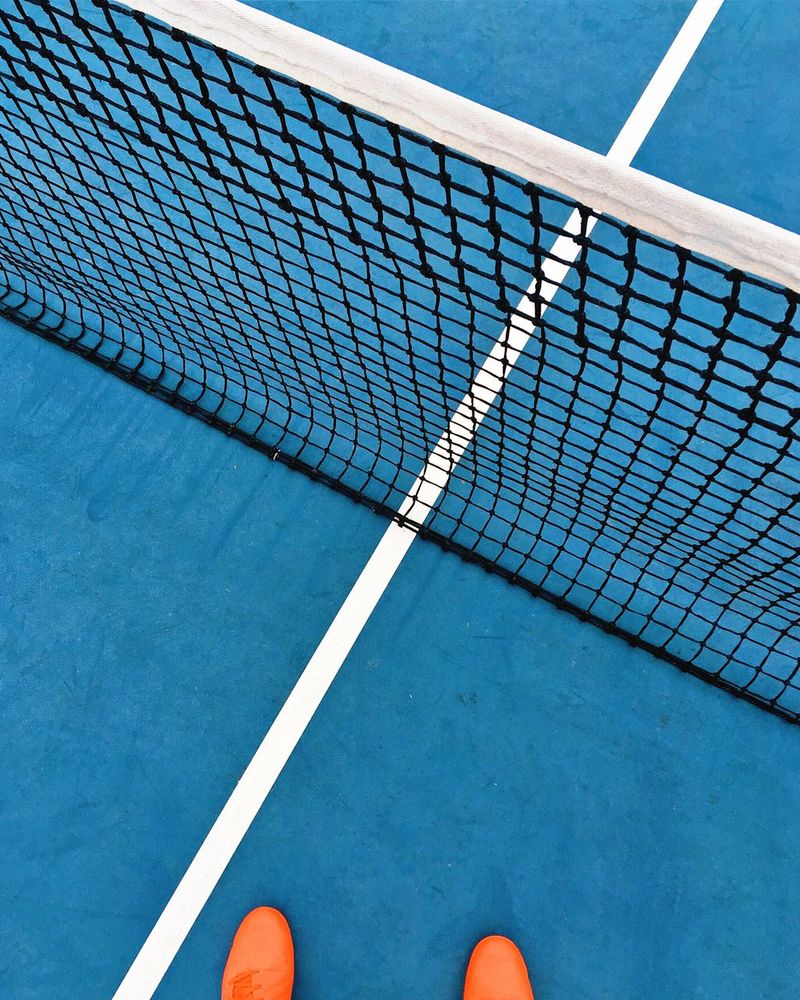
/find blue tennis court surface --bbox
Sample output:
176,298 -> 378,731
3,2 -> 800,998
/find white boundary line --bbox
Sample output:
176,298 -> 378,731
124,0 -> 800,291
113,2 -> 722,996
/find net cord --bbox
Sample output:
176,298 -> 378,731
123,0 -> 800,293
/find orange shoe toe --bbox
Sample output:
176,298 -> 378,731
221,907 -> 294,1000
464,935 -> 534,1000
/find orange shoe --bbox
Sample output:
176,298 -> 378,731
221,907 -> 294,1000
464,935 -> 534,1000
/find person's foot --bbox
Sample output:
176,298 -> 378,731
464,935 -> 534,1000
221,907 -> 294,1000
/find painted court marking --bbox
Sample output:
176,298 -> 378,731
113,1 -> 723,996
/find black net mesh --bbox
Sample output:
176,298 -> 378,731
2,0 -> 800,720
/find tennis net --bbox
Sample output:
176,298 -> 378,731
3,0 -> 800,721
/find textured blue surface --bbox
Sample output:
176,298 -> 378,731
2,2 -> 800,999
161,537 -> 800,1000
635,0 -> 800,231
0,323 -> 386,997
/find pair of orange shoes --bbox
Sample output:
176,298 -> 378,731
222,907 -> 534,1000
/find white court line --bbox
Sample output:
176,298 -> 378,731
113,2 -> 723,996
